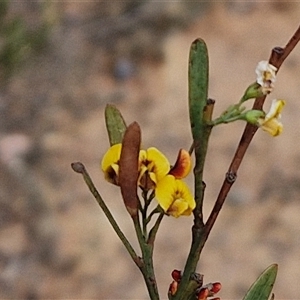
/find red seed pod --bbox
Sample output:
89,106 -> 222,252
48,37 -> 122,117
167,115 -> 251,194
171,269 -> 182,282
168,280 -> 178,296
211,282 -> 222,294
197,287 -> 209,300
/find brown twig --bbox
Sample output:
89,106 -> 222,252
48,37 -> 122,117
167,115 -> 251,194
204,24 -> 300,239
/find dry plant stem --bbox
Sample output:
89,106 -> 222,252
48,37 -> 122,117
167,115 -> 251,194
204,24 -> 300,241
71,162 -> 142,268
275,24 -> 300,68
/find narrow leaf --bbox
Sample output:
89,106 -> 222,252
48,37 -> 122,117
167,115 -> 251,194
105,104 -> 127,145
189,38 -> 209,143
243,264 -> 278,300
188,39 -> 211,215
119,122 -> 141,217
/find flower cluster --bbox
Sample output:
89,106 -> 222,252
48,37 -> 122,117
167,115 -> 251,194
241,61 -> 285,136
101,144 -> 196,217
196,282 -> 222,300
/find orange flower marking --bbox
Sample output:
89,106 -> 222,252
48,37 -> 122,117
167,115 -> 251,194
169,149 -> 191,179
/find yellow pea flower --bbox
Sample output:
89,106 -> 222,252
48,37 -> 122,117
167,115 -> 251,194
101,143 -> 122,185
155,175 -> 196,218
139,147 -> 170,190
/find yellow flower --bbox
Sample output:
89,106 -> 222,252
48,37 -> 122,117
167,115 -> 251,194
139,147 -> 170,190
155,175 -> 196,218
101,143 -> 122,185
255,60 -> 277,94
258,99 -> 286,136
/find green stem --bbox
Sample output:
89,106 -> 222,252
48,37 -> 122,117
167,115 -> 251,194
148,212 -> 164,246
141,243 -> 159,300
71,162 -> 142,268
72,162 -> 159,299
146,205 -> 162,225
133,215 -> 160,300
141,189 -> 155,236
210,102 -> 244,126
174,126 -> 211,300
210,113 -> 244,126
172,38 -> 212,300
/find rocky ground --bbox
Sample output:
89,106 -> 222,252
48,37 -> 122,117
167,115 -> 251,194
1,2 -> 300,299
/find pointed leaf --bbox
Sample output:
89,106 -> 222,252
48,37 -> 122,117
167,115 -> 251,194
119,122 -> 141,217
105,104 -> 127,145
243,264 -> 278,300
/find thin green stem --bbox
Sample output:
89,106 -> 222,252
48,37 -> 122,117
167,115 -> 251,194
173,126 -> 210,300
133,215 -> 160,300
173,110 -> 212,300
140,242 -> 159,300
141,189 -> 156,237
133,212 -> 146,245
210,102 -> 245,126
72,162 -> 159,299
148,212 -> 164,246
141,190 -> 148,237
146,205 -> 162,225
71,162 -> 143,268
210,114 -> 244,126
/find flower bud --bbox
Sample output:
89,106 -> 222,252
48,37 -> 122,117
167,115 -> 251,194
197,287 -> 209,300
168,280 -> 178,296
171,269 -> 182,282
211,282 -> 222,294
244,110 -> 265,125
242,82 -> 265,102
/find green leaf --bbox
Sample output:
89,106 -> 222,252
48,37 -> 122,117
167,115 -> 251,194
188,39 -> 211,213
188,38 -> 209,143
105,104 -> 127,146
243,264 -> 278,300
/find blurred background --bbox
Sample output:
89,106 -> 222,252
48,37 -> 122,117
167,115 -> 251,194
0,1 -> 300,299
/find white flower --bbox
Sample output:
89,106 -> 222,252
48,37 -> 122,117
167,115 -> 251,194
255,61 -> 277,94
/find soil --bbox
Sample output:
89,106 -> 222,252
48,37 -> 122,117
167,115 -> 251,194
1,2 -> 300,299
